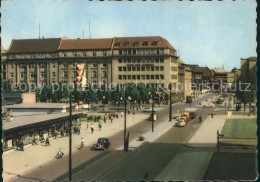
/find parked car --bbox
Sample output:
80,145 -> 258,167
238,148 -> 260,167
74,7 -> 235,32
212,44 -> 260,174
92,137 -> 110,151
204,103 -> 215,108
142,107 -> 153,112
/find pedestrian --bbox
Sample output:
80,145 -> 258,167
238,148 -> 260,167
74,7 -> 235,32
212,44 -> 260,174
36,134 -> 39,145
32,135 -> 36,146
98,122 -> 102,131
104,116 -> 107,123
211,113 -> 214,118
111,116 -> 113,123
109,113 -> 111,120
20,139 -> 24,151
90,123 -> 94,133
61,130 -> 64,138
46,135 -> 50,146
116,113 -> 119,119
128,109 -> 130,114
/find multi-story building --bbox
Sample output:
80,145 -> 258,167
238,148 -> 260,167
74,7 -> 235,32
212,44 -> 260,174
2,36 -> 182,92
240,57 -> 257,88
227,67 -> 241,88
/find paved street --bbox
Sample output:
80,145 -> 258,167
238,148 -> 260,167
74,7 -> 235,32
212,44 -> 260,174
4,93 -> 230,182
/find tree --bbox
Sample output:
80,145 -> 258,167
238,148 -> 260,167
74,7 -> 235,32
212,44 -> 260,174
72,86 -> 84,104
111,84 -> 125,111
39,86 -> 51,102
83,85 -> 98,108
97,84 -> 110,104
2,81 -> 13,93
237,83 -> 256,112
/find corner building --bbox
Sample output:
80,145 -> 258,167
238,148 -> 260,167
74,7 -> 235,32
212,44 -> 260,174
2,36 -> 180,92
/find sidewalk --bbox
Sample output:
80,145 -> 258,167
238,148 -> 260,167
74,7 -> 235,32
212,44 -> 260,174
187,113 -> 257,147
3,111 -> 151,182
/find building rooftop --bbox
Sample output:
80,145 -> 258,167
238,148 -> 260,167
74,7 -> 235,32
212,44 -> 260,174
8,38 -> 61,53
6,103 -> 76,109
242,57 -> 257,61
112,36 -> 175,50
3,112 -> 83,131
58,38 -> 113,50
211,68 -> 227,74
194,67 -> 210,73
186,64 -> 199,71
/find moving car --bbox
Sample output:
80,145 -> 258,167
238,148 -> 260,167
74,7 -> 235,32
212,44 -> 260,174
189,112 -> 197,119
92,137 -> 110,151
142,107 -> 153,112
172,114 -> 179,119
176,120 -> 186,127
182,113 -> 190,121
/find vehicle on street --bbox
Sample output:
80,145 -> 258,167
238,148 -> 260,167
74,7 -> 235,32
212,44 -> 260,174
189,112 -> 197,119
204,103 -> 215,108
216,98 -> 224,104
172,114 -> 179,119
176,120 -> 186,127
142,107 -> 153,112
186,96 -> 193,103
182,113 -> 190,121
92,137 -> 110,151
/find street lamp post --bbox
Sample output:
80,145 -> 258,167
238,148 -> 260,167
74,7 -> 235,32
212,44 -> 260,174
124,91 -> 127,152
124,87 -> 131,152
152,92 -> 154,132
217,130 -> 224,152
169,82 -> 172,121
103,96 -> 106,110
69,92 -> 72,181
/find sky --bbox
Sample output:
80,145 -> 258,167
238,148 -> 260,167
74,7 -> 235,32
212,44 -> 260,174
1,0 -> 257,71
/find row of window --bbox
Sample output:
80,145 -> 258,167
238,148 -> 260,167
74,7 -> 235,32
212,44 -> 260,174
118,57 -> 164,63
118,49 -> 164,55
115,41 -> 158,47
4,63 -> 108,69
62,50 -> 107,57
8,53 -> 57,59
118,66 -> 164,72
118,75 -> 164,80
7,70 -> 108,79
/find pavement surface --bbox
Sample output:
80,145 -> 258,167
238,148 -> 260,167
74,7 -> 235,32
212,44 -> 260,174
187,114 -> 257,147
4,93 -> 225,182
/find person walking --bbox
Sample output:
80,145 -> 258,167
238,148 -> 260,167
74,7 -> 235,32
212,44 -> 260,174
20,139 -> 24,151
36,134 -> 39,145
90,123 -> 94,133
61,129 -> 64,138
46,135 -> 50,146
111,116 -> 113,123
104,116 -> 107,123
80,137 -> 85,149
98,122 -> 102,131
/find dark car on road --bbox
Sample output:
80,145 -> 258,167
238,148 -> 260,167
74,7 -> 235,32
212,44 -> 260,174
189,112 -> 197,119
92,137 -> 110,151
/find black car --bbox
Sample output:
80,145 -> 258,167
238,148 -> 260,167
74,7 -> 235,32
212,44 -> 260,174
92,137 -> 110,151
189,112 -> 197,119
